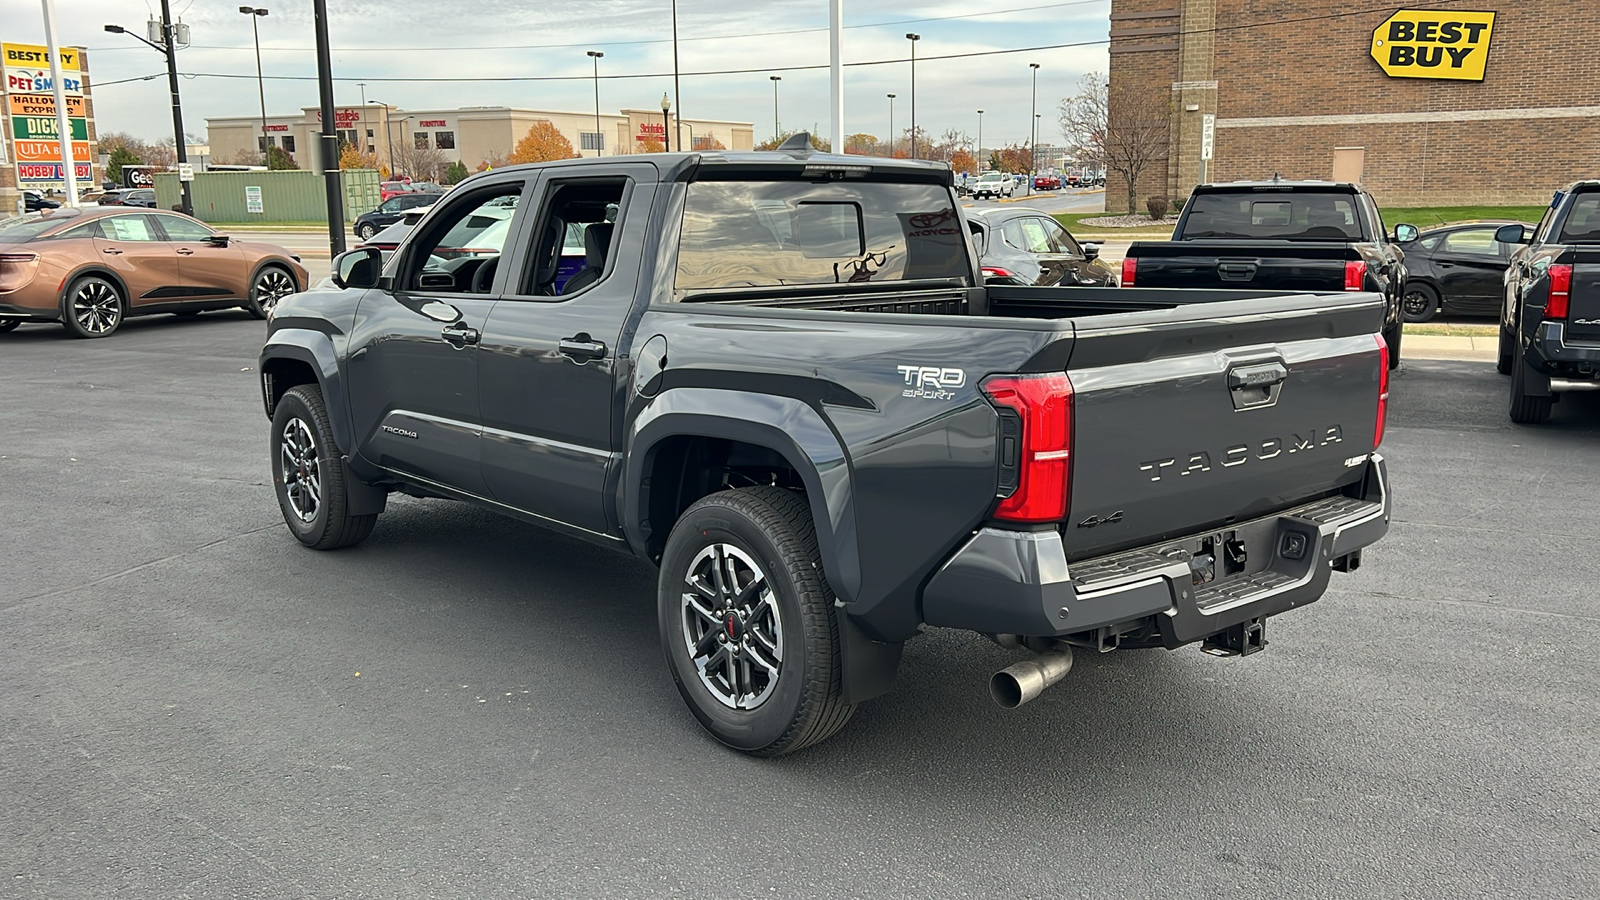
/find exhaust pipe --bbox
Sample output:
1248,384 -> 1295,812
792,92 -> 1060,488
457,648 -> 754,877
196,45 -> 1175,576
989,647 -> 1074,709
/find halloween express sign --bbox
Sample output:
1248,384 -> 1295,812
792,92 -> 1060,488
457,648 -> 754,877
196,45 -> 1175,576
1370,10 -> 1497,81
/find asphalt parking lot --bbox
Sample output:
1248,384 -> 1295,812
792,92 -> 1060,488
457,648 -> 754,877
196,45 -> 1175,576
3,315 -> 1597,898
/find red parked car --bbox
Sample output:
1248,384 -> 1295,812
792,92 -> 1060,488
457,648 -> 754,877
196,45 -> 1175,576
379,180 -> 415,201
1032,174 -> 1062,191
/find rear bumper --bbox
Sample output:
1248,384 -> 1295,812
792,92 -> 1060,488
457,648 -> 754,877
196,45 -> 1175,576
921,455 -> 1390,644
1529,321 -> 1600,390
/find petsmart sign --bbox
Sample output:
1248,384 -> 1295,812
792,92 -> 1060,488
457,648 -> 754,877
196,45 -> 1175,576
1370,10 -> 1496,81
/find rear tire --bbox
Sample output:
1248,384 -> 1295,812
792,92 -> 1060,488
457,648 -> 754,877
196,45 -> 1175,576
60,275 -> 124,339
1508,355 -> 1553,424
658,486 -> 854,756
1496,327 -> 1515,376
270,385 -> 378,549
0,319 -> 20,333
1401,284 -> 1439,323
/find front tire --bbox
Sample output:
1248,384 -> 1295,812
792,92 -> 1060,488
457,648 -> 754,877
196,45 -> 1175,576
270,385 -> 378,549
1401,284 -> 1439,323
1496,326 -> 1515,376
61,275 -> 124,338
658,486 -> 854,756
246,266 -> 298,320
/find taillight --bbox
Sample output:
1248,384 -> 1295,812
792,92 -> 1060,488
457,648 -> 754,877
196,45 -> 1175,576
981,373 -> 1073,523
980,266 -> 1014,280
1120,257 -> 1136,286
1344,260 -> 1368,291
1375,333 -> 1389,449
1546,263 -> 1572,319
0,252 -> 39,293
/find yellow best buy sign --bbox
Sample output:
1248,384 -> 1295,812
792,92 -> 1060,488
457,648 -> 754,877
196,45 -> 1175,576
1371,10 -> 1496,81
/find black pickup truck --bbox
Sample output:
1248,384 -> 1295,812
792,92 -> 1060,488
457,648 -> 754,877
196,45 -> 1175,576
1496,182 -> 1600,423
259,141 -> 1392,755
1121,181 -> 1415,368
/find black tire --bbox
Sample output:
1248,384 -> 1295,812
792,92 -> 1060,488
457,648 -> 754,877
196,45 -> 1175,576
0,319 -> 20,333
356,223 -> 377,241
270,385 -> 378,549
246,265 -> 298,320
1381,320 -> 1403,370
658,486 -> 854,756
1496,326 -> 1515,376
60,274 -> 124,338
1401,284 -> 1439,323
1508,357 -> 1553,424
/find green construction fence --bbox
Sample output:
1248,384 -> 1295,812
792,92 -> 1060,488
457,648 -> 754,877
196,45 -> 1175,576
154,170 -> 381,223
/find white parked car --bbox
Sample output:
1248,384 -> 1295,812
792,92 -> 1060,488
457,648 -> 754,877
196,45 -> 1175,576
970,171 -> 1015,200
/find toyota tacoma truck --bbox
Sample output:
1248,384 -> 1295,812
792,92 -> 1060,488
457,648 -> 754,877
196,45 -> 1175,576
259,138 -> 1392,755
1495,181 -> 1600,423
1120,181 -> 1415,368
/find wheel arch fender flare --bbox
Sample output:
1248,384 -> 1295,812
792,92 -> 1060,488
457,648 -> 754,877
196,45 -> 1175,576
260,328 -> 351,450
624,387 -> 862,606
57,265 -> 132,314
248,256 -> 304,293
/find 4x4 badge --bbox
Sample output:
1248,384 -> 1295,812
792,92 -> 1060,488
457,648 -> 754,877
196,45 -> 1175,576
1077,510 -> 1124,529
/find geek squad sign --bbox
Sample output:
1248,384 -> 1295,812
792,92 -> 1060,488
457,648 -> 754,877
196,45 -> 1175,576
1370,10 -> 1497,81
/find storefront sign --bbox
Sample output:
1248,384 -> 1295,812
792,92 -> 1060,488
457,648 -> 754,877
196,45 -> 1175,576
18,162 -> 93,182
2,43 -> 79,71
315,109 -> 363,126
12,116 -> 87,141
418,119 -> 447,128
13,139 -> 91,162
1370,10 -> 1496,81
264,124 -> 290,132
7,93 -> 86,117
636,122 -> 665,143
6,68 -> 84,95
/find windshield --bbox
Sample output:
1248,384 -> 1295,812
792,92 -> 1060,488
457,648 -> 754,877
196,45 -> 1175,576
675,180 -> 969,292
1182,192 -> 1365,241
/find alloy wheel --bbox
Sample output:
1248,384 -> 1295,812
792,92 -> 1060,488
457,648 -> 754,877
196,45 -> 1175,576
72,281 -> 121,334
254,269 -> 297,315
681,543 -> 783,710
1402,290 -> 1433,319
279,416 -> 322,522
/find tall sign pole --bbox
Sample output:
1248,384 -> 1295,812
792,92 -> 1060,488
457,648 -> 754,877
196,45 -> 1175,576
41,0 -> 78,205
829,0 -> 843,153
313,0 -> 345,255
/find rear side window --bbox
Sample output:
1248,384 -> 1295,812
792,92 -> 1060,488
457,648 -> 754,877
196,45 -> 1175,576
1183,193 -> 1363,240
675,181 -> 968,292
0,216 -> 65,241
1557,193 -> 1600,242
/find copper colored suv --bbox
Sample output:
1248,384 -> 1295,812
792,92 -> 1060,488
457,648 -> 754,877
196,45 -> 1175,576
0,207 -> 308,338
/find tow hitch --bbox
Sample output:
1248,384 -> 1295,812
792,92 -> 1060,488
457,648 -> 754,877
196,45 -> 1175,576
1201,616 -> 1268,657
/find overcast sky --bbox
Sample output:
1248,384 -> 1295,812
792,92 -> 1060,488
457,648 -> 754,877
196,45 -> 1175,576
24,0 -> 1108,147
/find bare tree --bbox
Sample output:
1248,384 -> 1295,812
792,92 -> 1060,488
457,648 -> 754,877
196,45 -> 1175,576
391,142 -> 449,182
1059,71 -> 1169,214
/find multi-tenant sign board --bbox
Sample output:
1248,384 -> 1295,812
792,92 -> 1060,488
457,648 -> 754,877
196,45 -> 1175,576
2,42 -> 78,70
1370,9 -> 1497,81
12,116 -> 88,140
7,92 -> 86,117
3,41 -> 95,186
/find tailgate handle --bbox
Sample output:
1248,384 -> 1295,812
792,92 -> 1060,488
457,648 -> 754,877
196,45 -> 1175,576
1227,361 -> 1287,410
1217,262 -> 1258,281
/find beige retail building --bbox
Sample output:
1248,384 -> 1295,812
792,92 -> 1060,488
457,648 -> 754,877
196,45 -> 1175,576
207,104 -> 754,176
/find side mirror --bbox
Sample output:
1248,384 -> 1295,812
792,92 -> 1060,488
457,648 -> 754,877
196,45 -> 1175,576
1494,223 -> 1531,245
1393,223 -> 1419,243
1081,243 -> 1101,260
205,234 -> 231,247
331,246 -> 382,290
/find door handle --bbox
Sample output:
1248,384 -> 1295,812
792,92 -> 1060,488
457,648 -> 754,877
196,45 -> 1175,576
558,335 -> 607,362
176,248 -> 194,255
440,322 -> 480,348
102,248 -> 122,255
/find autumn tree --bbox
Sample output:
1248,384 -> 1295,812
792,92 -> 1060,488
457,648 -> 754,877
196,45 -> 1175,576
844,132 -> 880,155
691,135 -> 726,151
637,136 -> 665,153
990,144 -> 1032,174
754,129 -> 831,152
949,149 -> 977,176
339,143 -> 379,170
1059,71 -> 1169,214
392,142 -> 448,181
510,120 -> 578,164
475,152 -> 510,173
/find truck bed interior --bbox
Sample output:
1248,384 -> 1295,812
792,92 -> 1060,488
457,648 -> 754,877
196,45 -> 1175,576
682,284 -> 1290,319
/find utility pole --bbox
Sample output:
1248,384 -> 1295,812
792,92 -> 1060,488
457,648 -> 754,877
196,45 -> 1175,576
906,33 -> 920,158
977,109 -> 984,170
887,93 -> 894,156
769,76 -> 781,143
1028,63 -> 1040,196
312,0 -> 344,255
103,0 -> 192,213
671,0 -> 681,152
587,51 -> 604,156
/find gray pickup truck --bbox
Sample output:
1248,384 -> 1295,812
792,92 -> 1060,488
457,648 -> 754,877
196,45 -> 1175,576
259,138 -> 1392,755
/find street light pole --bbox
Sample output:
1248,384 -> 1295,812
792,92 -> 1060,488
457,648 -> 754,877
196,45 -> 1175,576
660,93 -> 672,152
586,51 -> 604,157
1028,62 -> 1040,196
977,109 -> 984,169
671,0 -> 681,152
905,33 -> 920,158
886,94 -> 895,156
239,7 -> 269,167
312,0 -> 344,255
367,100 -> 392,175
103,0 -> 192,215
769,76 -> 781,143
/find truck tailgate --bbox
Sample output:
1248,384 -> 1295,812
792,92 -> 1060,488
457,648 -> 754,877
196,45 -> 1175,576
1564,247 -> 1600,342
1129,240 -> 1356,291
1060,292 -> 1385,561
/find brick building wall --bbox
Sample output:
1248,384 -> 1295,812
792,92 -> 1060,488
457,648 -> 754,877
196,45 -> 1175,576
1107,0 -> 1600,210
